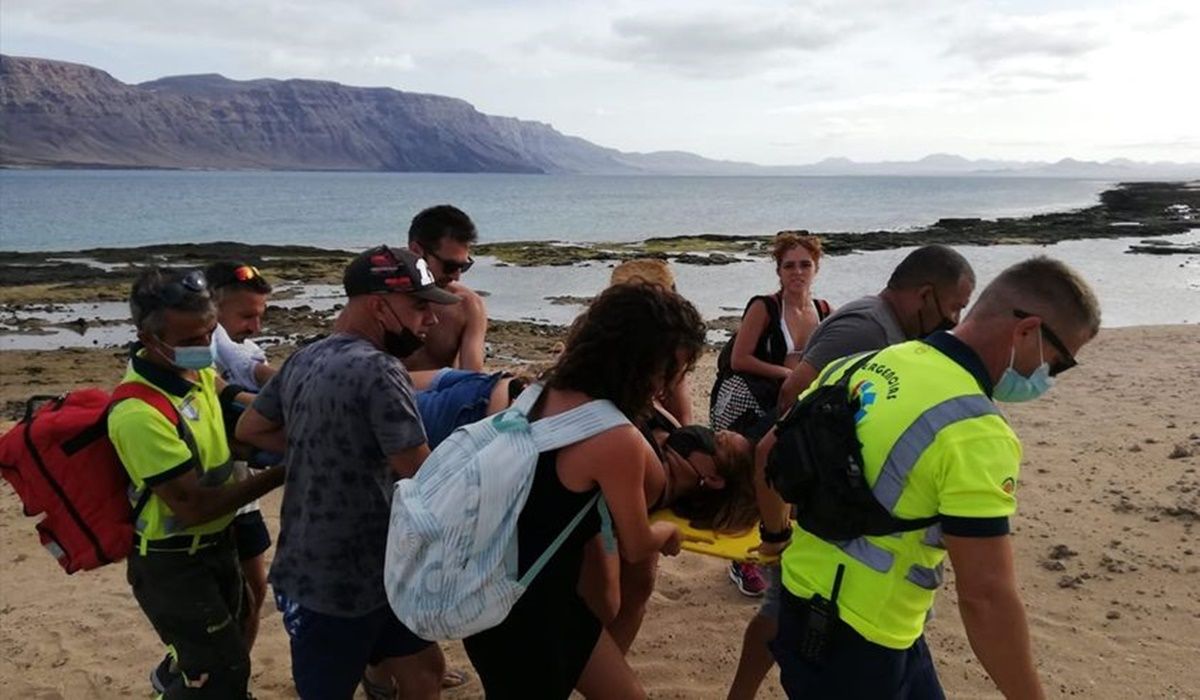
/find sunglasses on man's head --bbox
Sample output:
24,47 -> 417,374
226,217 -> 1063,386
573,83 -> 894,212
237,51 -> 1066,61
136,269 -> 208,312
425,250 -> 474,274
233,265 -> 261,282
1013,309 -> 1077,376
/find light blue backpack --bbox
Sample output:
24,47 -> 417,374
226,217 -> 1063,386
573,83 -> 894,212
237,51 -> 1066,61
384,383 -> 628,640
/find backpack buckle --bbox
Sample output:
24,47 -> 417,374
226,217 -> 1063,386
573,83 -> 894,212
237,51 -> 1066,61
491,409 -> 528,433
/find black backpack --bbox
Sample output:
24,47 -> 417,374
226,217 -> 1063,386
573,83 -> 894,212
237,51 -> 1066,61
765,352 -> 938,541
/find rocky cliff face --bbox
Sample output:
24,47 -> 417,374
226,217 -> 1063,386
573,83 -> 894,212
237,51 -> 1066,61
0,55 -> 642,173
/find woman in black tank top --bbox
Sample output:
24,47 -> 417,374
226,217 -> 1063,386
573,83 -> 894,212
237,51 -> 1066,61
711,233 -> 833,437
461,282 -> 707,699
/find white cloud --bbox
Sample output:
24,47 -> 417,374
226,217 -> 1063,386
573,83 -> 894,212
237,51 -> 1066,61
1,0 -> 1197,163
945,14 -> 1104,67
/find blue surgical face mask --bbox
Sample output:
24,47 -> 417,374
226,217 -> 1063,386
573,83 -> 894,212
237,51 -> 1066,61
169,343 -> 214,370
993,334 -> 1054,403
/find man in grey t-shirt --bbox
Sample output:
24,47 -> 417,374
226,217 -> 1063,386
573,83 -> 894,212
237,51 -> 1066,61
778,244 -> 977,413
728,244 -> 977,700
238,245 -> 458,700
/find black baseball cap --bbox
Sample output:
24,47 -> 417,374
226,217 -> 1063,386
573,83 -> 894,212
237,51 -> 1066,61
343,245 -> 460,304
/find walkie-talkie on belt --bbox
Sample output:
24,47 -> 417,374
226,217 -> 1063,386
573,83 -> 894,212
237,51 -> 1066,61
799,563 -> 846,664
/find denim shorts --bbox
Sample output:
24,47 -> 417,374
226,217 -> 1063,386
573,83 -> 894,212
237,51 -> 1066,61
416,369 -> 505,449
275,592 -> 432,699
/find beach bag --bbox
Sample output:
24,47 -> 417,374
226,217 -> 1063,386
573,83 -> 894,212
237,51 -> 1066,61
0,384 -> 187,573
766,352 -> 938,541
384,382 -> 628,640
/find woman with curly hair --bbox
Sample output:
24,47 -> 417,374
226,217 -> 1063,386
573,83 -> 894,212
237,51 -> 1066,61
462,282 -> 707,699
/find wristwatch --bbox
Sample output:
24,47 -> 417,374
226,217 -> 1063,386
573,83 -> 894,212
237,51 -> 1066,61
759,523 -> 792,544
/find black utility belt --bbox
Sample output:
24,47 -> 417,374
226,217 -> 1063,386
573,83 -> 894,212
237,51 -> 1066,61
133,530 -> 230,554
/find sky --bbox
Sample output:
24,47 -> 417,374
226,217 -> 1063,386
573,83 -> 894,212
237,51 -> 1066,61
2,0 -> 1197,165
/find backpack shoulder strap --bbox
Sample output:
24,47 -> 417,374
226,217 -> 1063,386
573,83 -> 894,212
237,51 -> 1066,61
760,293 -> 782,324
812,351 -> 878,389
509,381 -> 545,416
814,298 -> 832,321
834,351 -> 878,387
110,382 -> 181,426
529,399 -> 628,453
109,382 -> 200,471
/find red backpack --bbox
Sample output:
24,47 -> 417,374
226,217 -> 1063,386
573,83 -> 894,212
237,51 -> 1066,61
0,384 -> 187,573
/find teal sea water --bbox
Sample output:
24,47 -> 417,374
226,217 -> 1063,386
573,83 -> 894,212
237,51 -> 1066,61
0,170 -> 1112,251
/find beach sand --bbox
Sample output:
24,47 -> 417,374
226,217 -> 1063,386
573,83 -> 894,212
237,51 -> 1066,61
1,324 -> 1198,698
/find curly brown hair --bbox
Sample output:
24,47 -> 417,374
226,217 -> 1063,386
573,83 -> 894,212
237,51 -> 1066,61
544,282 -> 706,421
772,231 -> 823,269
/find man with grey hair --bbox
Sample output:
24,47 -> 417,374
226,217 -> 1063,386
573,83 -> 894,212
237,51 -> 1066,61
108,267 -> 285,698
755,256 -> 1100,698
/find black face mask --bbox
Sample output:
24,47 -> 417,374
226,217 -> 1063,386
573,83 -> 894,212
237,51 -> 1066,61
380,299 -> 425,359
919,289 -> 956,337
665,425 -> 717,458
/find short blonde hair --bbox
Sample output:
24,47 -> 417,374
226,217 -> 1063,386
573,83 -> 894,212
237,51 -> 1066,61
971,256 -> 1102,338
609,258 -> 676,290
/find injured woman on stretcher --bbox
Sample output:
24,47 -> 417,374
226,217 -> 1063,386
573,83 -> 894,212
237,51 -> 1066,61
412,367 -> 760,655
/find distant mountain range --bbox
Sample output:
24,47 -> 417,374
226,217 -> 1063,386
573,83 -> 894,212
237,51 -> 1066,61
2,55 -> 1198,178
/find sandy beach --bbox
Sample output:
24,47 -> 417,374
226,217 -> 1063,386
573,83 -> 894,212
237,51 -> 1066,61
1,322 -> 1198,699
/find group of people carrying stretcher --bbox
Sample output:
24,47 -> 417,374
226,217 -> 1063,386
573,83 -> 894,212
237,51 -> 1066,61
93,203 -> 1098,700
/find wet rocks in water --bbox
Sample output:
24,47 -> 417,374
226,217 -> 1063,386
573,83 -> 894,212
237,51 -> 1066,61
544,295 -> 593,306
672,252 -> 740,266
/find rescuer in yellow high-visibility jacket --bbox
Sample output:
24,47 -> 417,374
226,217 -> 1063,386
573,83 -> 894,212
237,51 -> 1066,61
754,256 -> 1102,700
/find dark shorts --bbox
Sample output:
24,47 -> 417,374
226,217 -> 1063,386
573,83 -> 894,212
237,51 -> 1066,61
275,592 -> 433,699
233,509 -> 271,560
770,587 -> 944,700
415,369 -> 504,449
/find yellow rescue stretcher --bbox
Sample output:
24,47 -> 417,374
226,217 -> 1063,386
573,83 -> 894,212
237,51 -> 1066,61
650,510 -> 782,564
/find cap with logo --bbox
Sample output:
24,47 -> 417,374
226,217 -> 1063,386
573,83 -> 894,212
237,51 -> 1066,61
343,245 -> 460,304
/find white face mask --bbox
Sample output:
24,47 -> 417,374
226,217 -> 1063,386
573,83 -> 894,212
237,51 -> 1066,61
993,334 -> 1054,403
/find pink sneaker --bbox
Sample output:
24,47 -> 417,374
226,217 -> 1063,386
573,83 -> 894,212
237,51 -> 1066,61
729,561 -> 767,597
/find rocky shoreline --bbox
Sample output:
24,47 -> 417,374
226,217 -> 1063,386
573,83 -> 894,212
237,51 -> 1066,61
1,180 -> 1196,357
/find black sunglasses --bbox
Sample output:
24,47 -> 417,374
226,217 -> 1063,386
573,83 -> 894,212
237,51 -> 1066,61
424,250 -> 474,274
1013,309 -> 1076,376
136,269 -> 209,311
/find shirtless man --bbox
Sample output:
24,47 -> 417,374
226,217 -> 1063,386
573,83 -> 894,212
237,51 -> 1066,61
403,205 -> 488,371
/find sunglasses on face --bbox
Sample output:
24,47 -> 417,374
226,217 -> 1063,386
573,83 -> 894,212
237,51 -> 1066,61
233,265 -> 261,282
424,250 -> 474,275
1013,309 -> 1077,376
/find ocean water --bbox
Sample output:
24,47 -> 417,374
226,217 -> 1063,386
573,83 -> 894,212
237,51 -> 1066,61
1,170 -> 1196,350
0,170 -> 1113,251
